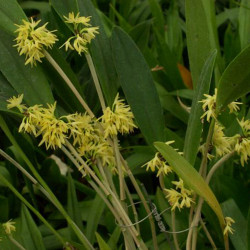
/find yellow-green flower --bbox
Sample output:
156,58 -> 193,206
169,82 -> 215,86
14,18 -> 57,66
2,220 -> 16,235
164,178 -> 194,211
142,152 -> 172,177
101,94 -> 137,138
200,88 -> 241,121
7,94 -> 26,112
212,122 -> 231,157
223,217 -> 235,235
60,12 -> 99,55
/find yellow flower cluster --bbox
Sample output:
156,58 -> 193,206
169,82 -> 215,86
212,122 -> 231,157
2,220 -> 16,235
232,118 -> 250,166
223,217 -> 235,235
164,178 -> 194,211
7,93 -> 137,170
101,94 -> 137,138
60,12 -> 99,55
66,113 -> 115,168
200,88 -> 242,121
143,152 -> 172,177
14,18 -> 57,66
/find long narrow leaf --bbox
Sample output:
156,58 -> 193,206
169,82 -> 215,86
216,45 -> 250,110
112,27 -> 165,145
184,50 -> 217,165
154,142 -> 225,229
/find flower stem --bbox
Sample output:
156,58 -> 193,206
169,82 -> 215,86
8,235 -> 26,250
200,219 -> 217,249
44,50 -> 94,117
171,210 -> 180,250
85,53 -> 106,111
206,151 -> 235,184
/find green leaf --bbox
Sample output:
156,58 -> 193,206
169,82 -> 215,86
154,142 -> 225,228
0,166 -> 12,187
216,45 -> 250,110
129,20 -> 151,52
156,83 -> 189,124
107,227 -> 121,249
86,194 -> 105,243
147,0 -> 165,36
20,205 -> 46,250
0,195 -> 9,221
183,50 -> 217,165
185,0 -> 220,88
112,27 -> 165,145
95,232 -> 112,250
0,0 -> 27,34
67,173 -> 84,241
0,30 -> 54,106
221,199 -> 247,250
239,0 -> 250,49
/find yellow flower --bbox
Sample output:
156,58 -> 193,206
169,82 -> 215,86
64,12 -> 91,28
14,18 -> 57,66
101,94 -> 137,138
223,217 -> 235,235
200,88 -> 241,121
164,178 -> 194,211
212,122 -> 231,157
19,102 -> 69,150
231,118 -> 250,166
2,220 -> 16,235
7,94 -> 26,112
60,13 -> 99,55
142,152 -> 172,177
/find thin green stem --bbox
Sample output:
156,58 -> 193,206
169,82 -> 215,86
8,235 -> 26,250
206,151 -> 235,184
113,137 -> 126,201
200,219 -> 217,249
0,174 -> 66,246
44,50 -> 94,117
171,210 -> 180,250
199,118 -> 215,178
120,156 -> 159,250
124,183 -> 140,234
64,140 -> 147,249
85,53 -> 106,111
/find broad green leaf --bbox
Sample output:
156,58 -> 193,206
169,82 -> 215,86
186,0 -> 219,88
86,194 -> 105,243
239,0 -> 250,49
154,142 -> 225,228
67,173 -> 84,241
95,232 -> 112,250
20,205 -> 46,250
0,0 -> 27,34
0,30 -> 54,106
216,45 -> 250,110
112,27 -> 165,145
221,199 -> 247,250
184,50 -> 217,165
